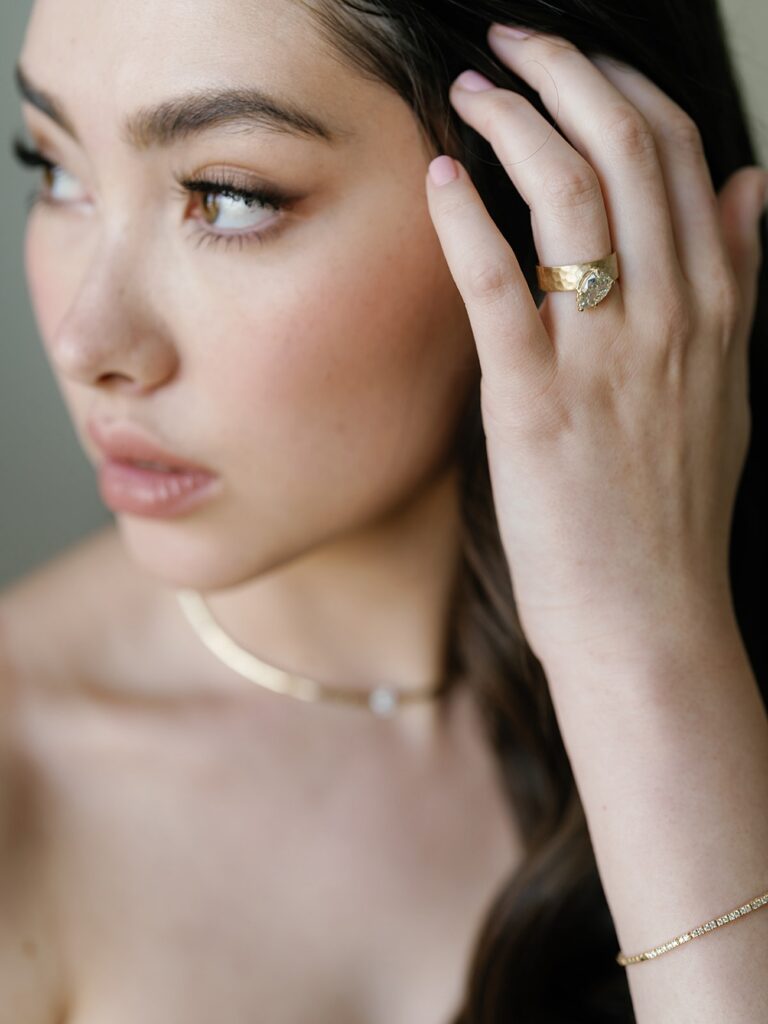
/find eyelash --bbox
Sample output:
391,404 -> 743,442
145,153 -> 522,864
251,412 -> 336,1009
173,176 -> 292,251
12,137 -> 57,212
11,135 -> 293,252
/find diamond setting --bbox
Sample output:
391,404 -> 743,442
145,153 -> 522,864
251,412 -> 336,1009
576,267 -> 615,311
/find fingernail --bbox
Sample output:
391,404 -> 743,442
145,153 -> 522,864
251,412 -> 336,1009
490,23 -> 531,40
454,69 -> 495,92
429,155 -> 458,187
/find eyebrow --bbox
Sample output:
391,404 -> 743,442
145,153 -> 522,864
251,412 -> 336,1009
14,61 -> 354,150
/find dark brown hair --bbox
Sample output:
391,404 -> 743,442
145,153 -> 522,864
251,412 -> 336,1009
297,2 -> 768,1020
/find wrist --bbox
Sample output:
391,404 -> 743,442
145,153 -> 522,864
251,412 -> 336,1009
532,592 -> 745,689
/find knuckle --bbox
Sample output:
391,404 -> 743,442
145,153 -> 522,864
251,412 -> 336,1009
438,191 -> 479,221
660,288 -> 693,341
708,265 -> 740,331
542,163 -> 602,210
658,111 -> 705,158
464,255 -> 516,304
541,39 -> 582,70
480,89 -> 528,131
599,103 -> 657,159
643,277 -> 692,345
708,263 -> 739,306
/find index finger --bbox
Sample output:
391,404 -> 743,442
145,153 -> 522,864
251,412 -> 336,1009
425,155 -> 556,406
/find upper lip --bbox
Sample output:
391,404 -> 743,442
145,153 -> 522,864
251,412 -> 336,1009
86,416 -> 216,473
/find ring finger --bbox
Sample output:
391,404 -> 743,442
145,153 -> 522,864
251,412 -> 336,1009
451,67 -> 619,331
453,29 -> 682,320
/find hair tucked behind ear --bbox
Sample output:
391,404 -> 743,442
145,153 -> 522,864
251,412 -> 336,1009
297,2 -> 768,1020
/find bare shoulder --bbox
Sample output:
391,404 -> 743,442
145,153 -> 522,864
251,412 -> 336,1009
0,667 -> 67,1024
0,524 -> 153,1023
0,523 -> 155,689
0,521 -> 138,751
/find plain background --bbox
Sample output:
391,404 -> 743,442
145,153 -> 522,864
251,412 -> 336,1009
1,0 -> 766,588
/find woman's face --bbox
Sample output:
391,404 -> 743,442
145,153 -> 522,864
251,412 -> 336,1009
17,0 -> 477,589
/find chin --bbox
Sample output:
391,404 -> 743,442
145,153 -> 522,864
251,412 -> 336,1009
111,511 -> 296,593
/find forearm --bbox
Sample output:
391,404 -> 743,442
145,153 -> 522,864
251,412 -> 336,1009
540,603 -> 768,1023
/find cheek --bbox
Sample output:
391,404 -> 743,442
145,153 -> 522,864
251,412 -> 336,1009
194,202 -> 473,488
23,214 -> 94,371
24,217 -> 62,352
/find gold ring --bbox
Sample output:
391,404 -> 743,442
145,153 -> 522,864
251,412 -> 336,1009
535,252 -> 619,311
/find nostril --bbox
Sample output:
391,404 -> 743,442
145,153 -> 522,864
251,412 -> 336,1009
98,372 -> 147,394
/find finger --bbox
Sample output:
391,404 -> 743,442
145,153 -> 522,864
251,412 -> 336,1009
592,54 -> 738,298
485,25 -> 683,319
716,167 -> 767,348
712,168 -> 765,458
425,155 -> 556,405
449,71 -> 619,330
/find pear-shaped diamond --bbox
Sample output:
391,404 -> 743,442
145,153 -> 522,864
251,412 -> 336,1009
576,267 -> 615,311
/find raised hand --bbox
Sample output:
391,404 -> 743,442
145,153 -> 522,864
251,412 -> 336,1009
426,24 -> 767,671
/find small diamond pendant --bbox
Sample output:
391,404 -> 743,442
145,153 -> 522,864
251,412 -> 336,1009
369,687 -> 399,716
576,267 -> 615,311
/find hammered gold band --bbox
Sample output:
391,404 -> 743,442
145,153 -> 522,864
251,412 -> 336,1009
536,252 -> 620,311
615,886 -> 768,967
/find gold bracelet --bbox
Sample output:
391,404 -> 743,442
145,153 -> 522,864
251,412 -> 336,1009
616,887 -> 768,966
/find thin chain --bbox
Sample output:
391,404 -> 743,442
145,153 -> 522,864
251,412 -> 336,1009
616,887 -> 768,966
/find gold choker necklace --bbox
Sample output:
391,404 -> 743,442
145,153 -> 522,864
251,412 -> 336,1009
175,588 -> 447,717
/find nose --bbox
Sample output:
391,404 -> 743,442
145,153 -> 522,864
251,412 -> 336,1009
49,255 -> 179,395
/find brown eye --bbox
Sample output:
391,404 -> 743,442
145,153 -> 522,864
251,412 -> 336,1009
201,193 -> 220,225
174,174 -> 295,250
192,184 -> 282,233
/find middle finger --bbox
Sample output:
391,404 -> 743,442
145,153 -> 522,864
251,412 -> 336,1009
487,27 -> 681,314
450,71 -> 618,331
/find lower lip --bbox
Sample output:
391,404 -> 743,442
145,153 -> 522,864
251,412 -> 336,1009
97,459 -> 221,518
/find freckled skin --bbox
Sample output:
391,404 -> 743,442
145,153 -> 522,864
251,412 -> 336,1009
21,0 -> 478,594
3,2 -> 522,1021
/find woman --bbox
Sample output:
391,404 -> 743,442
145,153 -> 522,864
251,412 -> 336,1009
2,0 -> 766,1021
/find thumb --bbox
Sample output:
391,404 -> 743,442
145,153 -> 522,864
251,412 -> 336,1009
717,165 -> 767,330
425,155 -> 555,407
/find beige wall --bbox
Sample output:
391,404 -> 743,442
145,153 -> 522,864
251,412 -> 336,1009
1,0 -> 766,586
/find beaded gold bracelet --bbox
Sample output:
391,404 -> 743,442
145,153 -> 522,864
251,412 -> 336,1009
616,887 -> 768,966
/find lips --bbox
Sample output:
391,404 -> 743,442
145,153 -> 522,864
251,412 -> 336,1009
85,416 -> 222,518
85,416 -> 214,473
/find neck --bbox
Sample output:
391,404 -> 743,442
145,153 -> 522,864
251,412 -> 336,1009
175,462 -> 464,705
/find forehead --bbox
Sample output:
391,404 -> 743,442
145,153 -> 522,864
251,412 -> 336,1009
19,0 -> 373,142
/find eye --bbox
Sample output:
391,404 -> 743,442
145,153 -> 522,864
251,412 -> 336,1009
11,136 -> 88,206
10,135 -> 298,252
176,174 -> 296,250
